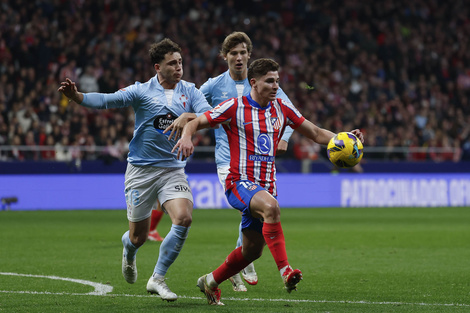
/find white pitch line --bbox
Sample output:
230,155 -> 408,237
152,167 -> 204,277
0,290 -> 468,308
1,272 -> 468,308
0,272 -> 113,295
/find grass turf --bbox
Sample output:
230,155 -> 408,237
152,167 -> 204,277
0,207 -> 469,312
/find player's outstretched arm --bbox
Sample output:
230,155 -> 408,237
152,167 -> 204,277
295,120 -> 336,145
172,114 -> 211,160
57,78 -> 84,104
296,120 -> 364,146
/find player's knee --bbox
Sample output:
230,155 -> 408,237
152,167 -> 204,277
173,213 -> 192,227
130,234 -> 147,247
243,246 -> 263,262
262,200 -> 280,221
180,214 -> 192,227
252,249 -> 263,260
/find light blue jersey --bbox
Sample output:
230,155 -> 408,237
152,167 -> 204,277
200,70 -> 294,168
81,74 -> 212,167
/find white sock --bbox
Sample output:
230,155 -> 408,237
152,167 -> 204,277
280,265 -> 291,276
206,273 -> 218,288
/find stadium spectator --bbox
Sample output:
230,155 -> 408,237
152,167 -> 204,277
41,134 -> 56,160
78,66 -> 99,93
54,136 -> 72,162
58,38 -> 212,302
8,135 -> 24,161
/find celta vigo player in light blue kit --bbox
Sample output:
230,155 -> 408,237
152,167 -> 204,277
199,32 -> 294,292
58,38 -> 212,302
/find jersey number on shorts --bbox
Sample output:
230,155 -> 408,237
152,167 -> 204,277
125,189 -> 140,206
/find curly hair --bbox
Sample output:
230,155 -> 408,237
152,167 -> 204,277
149,38 -> 182,64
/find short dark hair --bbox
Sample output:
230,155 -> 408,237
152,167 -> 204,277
220,31 -> 253,57
248,58 -> 279,81
149,38 -> 182,64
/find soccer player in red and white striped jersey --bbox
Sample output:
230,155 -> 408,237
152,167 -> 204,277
174,58 -> 364,305
207,91 -> 304,196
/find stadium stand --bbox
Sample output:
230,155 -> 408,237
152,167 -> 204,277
1,0 -> 470,165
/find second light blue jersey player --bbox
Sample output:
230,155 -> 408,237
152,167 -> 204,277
200,69 -> 294,168
81,74 -> 211,167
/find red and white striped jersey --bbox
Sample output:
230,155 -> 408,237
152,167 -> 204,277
204,94 -> 305,196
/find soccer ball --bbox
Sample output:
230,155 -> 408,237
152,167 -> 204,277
327,132 -> 363,168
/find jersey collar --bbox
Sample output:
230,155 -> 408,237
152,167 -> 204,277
246,94 -> 270,110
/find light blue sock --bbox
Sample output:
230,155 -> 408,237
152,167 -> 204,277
122,230 -> 138,261
154,224 -> 190,276
236,221 -> 243,248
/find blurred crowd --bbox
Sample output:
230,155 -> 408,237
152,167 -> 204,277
1,0 -> 470,163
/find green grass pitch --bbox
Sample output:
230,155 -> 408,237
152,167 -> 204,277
1,207 -> 469,312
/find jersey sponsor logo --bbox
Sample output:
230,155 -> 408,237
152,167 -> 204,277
257,133 -> 271,154
153,113 -> 177,133
175,185 -> 190,192
248,155 -> 275,162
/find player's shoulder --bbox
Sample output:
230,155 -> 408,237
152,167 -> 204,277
178,79 -> 197,90
117,80 -> 143,95
130,76 -> 154,91
204,72 -> 227,87
214,96 -> 237,110
275,98 -> 291,106
213,71 -> 229,82
273,98 -> 296,112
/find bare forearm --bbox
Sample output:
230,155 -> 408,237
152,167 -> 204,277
172,115 -> 211,159
297,120 -> 335,145
183,115 -> 210,136
181,120 -> 199,140
315,128 -> 336,145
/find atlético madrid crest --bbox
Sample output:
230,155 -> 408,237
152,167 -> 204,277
271,117 -> 281,130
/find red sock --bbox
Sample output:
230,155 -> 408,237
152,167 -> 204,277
263,222 -> 289,271
149,209 -> 164,231
212,247 -> 251,284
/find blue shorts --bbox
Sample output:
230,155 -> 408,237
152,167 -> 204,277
226,180 -> 273,234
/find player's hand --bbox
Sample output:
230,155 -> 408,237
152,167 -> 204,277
58,78 -> 80,102
276,140 -> 288,155
164,113 -> 195,141
350,129 -> 364,143
171,136 -> 194,160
